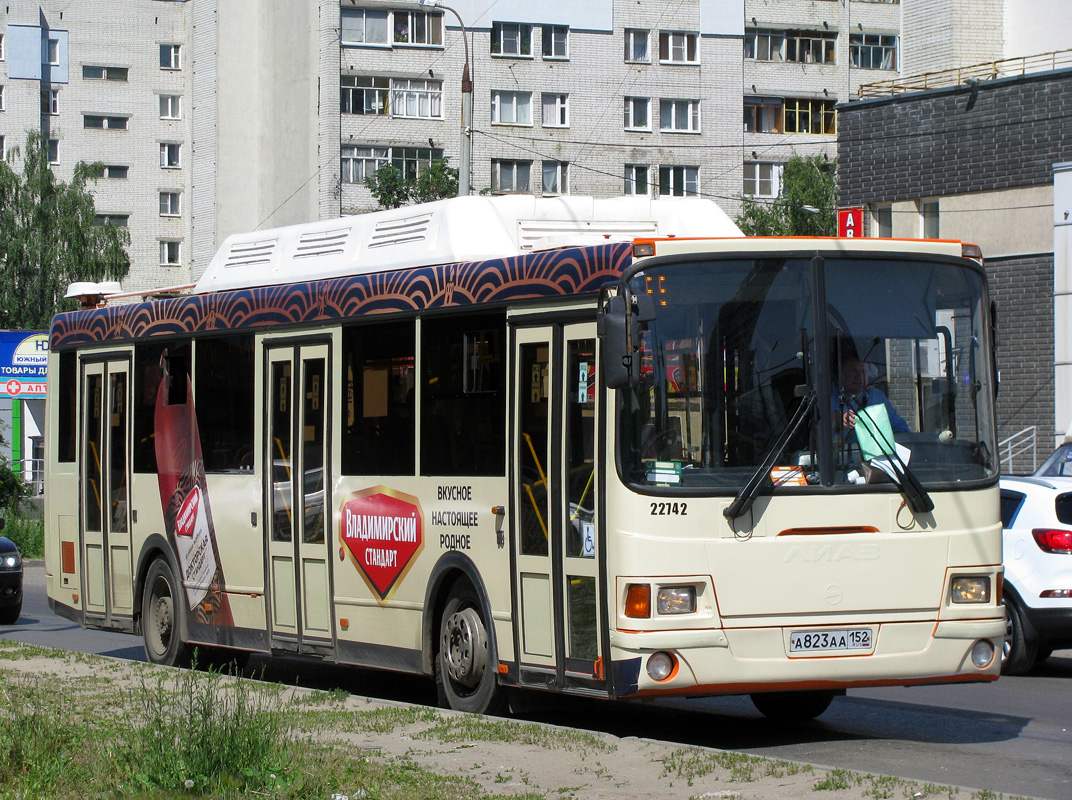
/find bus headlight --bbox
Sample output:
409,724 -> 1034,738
656,585 -> 696,615
950,576 -> 991,604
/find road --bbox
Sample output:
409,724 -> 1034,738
5,561 -> 1071,800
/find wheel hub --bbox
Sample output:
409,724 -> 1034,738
442,607 -> 486,688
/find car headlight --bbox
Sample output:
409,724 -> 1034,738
1,553 -> 22,570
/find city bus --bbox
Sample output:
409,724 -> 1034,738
43,195 -> 1005,719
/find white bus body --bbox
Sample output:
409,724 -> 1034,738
44,197 -> 1003,718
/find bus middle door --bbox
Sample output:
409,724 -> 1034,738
264,342 -> 333,654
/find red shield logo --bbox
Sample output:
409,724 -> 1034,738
340,486 -> 424,602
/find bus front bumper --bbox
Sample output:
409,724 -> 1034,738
610,618 -> 1006,699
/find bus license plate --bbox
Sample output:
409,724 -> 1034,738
789,628 -> 872,653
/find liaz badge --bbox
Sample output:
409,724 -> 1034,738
340,486 -> 424,602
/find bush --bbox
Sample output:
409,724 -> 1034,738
2,505 -> 43,558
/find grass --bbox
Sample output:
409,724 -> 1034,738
2,502 -> 43,558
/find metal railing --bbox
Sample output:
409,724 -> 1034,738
858,49 -> 1072,99
13,457 -> 44,496
998,426 -> 1037,475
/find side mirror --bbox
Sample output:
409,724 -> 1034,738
599,292 -> 638,389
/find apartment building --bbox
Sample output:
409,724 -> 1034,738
1,0 -> 1058,294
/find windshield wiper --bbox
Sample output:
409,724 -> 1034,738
724,392 -> 816,521
850,409 -> 934,514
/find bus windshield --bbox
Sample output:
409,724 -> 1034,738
618,254 -> 996,492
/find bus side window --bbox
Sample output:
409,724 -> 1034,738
341,320 -> 416,476
195,335 -> 255,473
421,312 -> 506,477
133,339 -> 190,474
57,350 -> 77,463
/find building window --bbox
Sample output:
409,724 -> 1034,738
0,34 -> 5,61
919,199 -> 939,238
624,96 -> 651,130
159,44 -> 181,70
104,165 -> 128,179
341,76 -> 389,114
0,136 -> 5,160
491,90 -> 532,125
0,86 -> 4,112
42,88 -> 59,115
542,93 -> 568,127
850,33 -> 898,70
786,30 -> 837,64
784,98 -> 836,134
625,164 -> 649,196
342,145 -> 389,183
659,99 -> 700,132
84,114 -> 128,130
744,97 -> 783,132
542,161 -> 567,195
659,165 -> 699,197
744,29 -> 784,61
871,204 -> 892,238
160,142 -> 181,168
542,25 -> 568,59
391,79 -> 442,119
160,240 -> 181,267
491,22 -> 532,57
45,38 -> 59,65
391,147 -> 443,181
491,159 -> 531,193
83,65 -> 127,81
94,214 -> 128,227
47,138 -> 59,164
393,11 -> 442,45
159,95 -> 181,119
743,162 -> 780,197
658,31 -> 698,64
341,8 -> 389,46
624,28 -> 649,62
160,191 -> 181,217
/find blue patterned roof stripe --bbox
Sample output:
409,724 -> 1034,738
49,242 -> 633,349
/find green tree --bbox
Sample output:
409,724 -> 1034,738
365,158 -> 459,209
0,132 -> 130,329
737,154 -> 837,237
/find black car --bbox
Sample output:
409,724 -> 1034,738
0,520 -> 22,625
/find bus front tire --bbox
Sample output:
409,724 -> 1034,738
436,582 -> 505,715
142,559 -> 192,667
750,690 -> 836,721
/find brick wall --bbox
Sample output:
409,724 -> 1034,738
839,69 -> 1072,207
989,253 -> 1056,473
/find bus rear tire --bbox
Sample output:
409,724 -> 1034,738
750,690 -> 836,721
436,582 -> 505,715
142,558 -> 192,667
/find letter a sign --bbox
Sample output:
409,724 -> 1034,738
838,207 -> 863,238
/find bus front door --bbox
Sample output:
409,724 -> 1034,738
80,356 -> 133,627
264,343 -> 333,654
512,322 -> 604,691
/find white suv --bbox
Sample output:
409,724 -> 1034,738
999,475 -> 1072,674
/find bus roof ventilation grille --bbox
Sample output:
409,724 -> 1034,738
294,227 -> 351,259
223,239 -> 278,269
368,213 -> 433,249
517,219 -> 660,251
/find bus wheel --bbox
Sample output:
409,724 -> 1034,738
750,690 -> 836,721
436,583 -> 505,714
1001,597 -> 1037,675
142,559 -> 191,667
